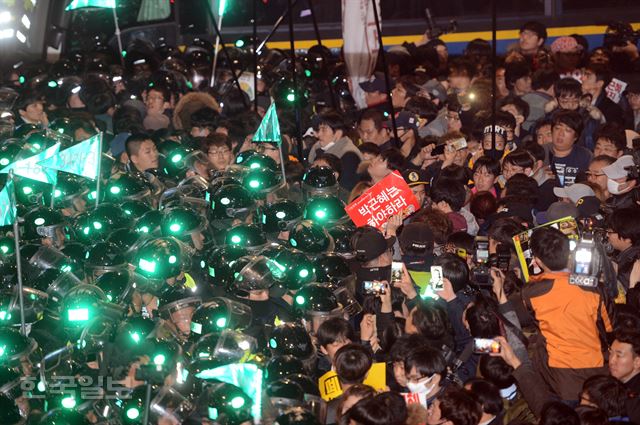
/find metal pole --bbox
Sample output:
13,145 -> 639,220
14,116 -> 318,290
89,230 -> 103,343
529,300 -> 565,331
50,185 -> 55,209
253,0 -> 259,112
370,0 -> 399,141
207,10 -> 250,109
287,0 -> 304,162
306,0 -> 338,110
256,0 -> 301,55
307,0 -> 322,46
95,133 -> 103,209
278,143 -> 287,183
10,172 -> 26,336
112,7 -> 124,66
491,0 -> 497,149
210,12 -> 224,87
142,382 -> 152,425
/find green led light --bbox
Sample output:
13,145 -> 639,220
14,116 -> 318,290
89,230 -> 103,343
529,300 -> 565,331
93,221 -> 102,230
0,311 -> 8,320
249,162 -> 260,169
286,93 -> 295,102
61,265 -> 72,273
130,332 -> 141,343
208,407 -> 219,420
249,180 -> 260,188
83,227 -> 90,235
269,338 -> 277,349
216,317 -> 227,328
275,211 -> 286,219
126,408 -> 140,420
139,226 -> 150,233
295,295 -> 305,305
48,81 -> 58,88
106,294 -> 113,302
110,186 -> 121,194
154,354 -> 166,365
67,308 -> 89,322
304,69 -> 311,77
0,158 -> 8,166
299,269 -> 309,278
121,50 -> 127,58
168,255 -> 177,264
230,235 -> 241,244
61,396 -> 76,409
235,39 -> 245,48
171,154 -> 182,163
169,223 -> 181,232
231,396 -> 245,409
18,76 -> 25,84
290,238 -> 297,247
315,210 -> 327,219
139,258 -> 156,273
34,217 -> 45,225
0,245 -> 8,254
33,143 -> 41,150
54,189 -> 62,197
220,197 -> 231,205
37,380 -> 45,392
23,186 -> 33,195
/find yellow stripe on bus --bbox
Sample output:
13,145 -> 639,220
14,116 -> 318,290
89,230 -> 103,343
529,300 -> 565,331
224,22 -> 640,50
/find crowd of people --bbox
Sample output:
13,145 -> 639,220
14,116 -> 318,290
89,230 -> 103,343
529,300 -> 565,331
0,14 -> 639,425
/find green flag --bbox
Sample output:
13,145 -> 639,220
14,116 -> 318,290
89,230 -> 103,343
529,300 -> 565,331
38,133 -> 102,180
0,143 -> 60,185
252,103 -> 281,144
66,0 -> 116,10
0,180 -> 16,227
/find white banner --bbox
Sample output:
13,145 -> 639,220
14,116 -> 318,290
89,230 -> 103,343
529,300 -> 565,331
342,0 -> 380,109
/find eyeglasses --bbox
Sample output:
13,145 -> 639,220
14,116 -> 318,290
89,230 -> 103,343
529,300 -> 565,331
208,149 -> 231,156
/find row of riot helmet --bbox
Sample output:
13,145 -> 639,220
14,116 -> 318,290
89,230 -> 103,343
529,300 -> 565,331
0,123 -> 361,423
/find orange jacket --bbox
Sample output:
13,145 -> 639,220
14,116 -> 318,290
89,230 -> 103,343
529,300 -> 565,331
523,271 -> 612,369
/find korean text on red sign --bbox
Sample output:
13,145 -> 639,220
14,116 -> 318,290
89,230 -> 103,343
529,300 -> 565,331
345,171 -> 421,229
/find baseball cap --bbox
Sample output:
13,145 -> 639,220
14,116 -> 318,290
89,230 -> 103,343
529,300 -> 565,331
399,222 -> 434,254
603,155 -> 634,179
401,169 -> 428,187
421,79 -> 447,104
360,73 -> 393,93
576,196 -> 601,218
553,183 -> 595,204
386,111 -> 419,130
354,229 -> 395,262
545,201 -> 579,222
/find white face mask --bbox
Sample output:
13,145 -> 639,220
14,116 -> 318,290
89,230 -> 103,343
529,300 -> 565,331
406,374 -> 436,395
607,178 -> 627,195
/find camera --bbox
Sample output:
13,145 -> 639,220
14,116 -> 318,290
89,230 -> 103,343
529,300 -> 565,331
471,237 -> 492,287
604,21 -> 640,48
363,281 -> 385,295
569,232 -> 603,288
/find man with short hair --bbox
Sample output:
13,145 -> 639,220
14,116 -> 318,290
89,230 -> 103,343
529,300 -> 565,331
359,73 -> 391,110
581,63 -> 624,125
522,227 -> 612,403
548,110 -> 592,187
609,330 -> 640,424
517,21 -> 547,58
358,109 -> 394,151
125,133 -> 160,172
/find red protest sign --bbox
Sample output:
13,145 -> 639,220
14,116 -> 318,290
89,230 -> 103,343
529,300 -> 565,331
345,171 -> 420,230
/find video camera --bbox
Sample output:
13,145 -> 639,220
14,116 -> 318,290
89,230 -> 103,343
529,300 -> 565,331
470,237 -> 511,288
604,22 -> 640,48
626,137 -> 640,181
424,8 -> 457,40
570,219 -> 607,287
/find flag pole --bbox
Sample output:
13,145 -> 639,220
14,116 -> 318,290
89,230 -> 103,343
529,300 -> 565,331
9,171 -> 26,336
50,184 -> 56,208
112,6 -> 125,66
95,133 -> 103,209
278,143 -> 287,184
